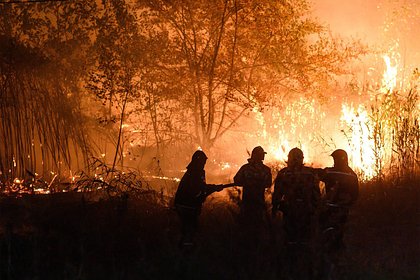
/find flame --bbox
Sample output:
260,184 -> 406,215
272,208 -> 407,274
13,178 -> 23,184
381,54 -> 398,93
145,175 -> 181,182
270,139 -> 291,162
217,162 -> 230,171
245,48 -> 404,181
4,43 -> 410,196
340,104 -> 376,178
251,97 -> 322,166
337,50 -> 401,179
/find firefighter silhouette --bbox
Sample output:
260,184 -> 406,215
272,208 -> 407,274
174,150 -> 224,249
317,149 -> 359,279
272,147 -> 321,279
234,146 -> 272,226
233,146 -> 272,277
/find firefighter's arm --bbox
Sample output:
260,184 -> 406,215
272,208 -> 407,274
233,166 -> 245,186
272,174 -> 285,216
204,183 -> 236,197
350,176 -> 359,205
264,168 -> 273,189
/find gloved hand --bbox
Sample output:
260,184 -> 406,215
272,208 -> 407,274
207,184 -> 224,192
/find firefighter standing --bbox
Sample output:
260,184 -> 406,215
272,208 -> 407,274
233,146 -> 272,277
234,146 -> 272,226
272,147 -> 321,279
317,149 -> 359,278
174,150 -> 223,249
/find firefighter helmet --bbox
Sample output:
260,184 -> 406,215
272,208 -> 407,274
251,146 -> 267,161
192,150 -> 208,161
287,147 -> 304,166
331,149 -> 348,166
331,149 -> 348,160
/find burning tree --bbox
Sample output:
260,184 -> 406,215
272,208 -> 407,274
138,0 -> 365,152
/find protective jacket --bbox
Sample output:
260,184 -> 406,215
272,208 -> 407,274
234,159 -> 272,208
272,166 -> 320,214
318,166 -> 359,207
174,168 -> 218,210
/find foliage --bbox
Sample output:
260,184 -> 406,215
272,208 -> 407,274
74,157 -> 154,199
0,0 -> 98,80
341,69 -> 419,181
0,0 -> 370,178
0,1 -> 101,178
382,72 -> 419,181
86,0 -> 144,171
0,36 -> 92,180
137,0 -> 366,149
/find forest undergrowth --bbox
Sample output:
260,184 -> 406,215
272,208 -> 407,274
0,177 -> 418,280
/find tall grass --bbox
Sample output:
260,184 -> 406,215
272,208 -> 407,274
370,84 -> 419,182
342,69 -> 419,182
0,37 -> 92,185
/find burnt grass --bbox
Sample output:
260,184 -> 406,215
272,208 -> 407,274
0,181 -> 419,280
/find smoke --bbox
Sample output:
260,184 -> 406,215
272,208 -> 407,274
312,0 -> 385,41
312,0 -> 420,63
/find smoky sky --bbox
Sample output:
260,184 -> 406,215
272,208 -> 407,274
313,0 -> 392,42
312,0 -> 420,63
312,0 -> 418,39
